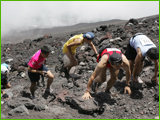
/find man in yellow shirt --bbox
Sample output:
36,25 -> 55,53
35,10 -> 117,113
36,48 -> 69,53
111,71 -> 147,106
62,32 -> 98,77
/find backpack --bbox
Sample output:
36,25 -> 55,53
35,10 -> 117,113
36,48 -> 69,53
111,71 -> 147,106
25,57 -> 31,67
97,45 -> 111,62
132,33 -> 144,40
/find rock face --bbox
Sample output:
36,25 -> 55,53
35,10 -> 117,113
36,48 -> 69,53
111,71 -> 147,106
1,15 -> 159,119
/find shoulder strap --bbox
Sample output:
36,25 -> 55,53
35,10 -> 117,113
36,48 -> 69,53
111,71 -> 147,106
132,33 -> 144,40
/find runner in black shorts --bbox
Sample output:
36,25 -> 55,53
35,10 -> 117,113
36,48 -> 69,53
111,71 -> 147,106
125,43 -> 137,60
124,33 -> 159,84
28,64 -> 49,82
27,46 -> 54,99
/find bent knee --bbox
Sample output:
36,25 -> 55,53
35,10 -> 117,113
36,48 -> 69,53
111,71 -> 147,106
5,84 -> 11,88
72,60 -> 78,66
48,74 -> 54,80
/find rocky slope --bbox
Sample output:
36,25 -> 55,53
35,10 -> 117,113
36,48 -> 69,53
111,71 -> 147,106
1,14 -> 159,119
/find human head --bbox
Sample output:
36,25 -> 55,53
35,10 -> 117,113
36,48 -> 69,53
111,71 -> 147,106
108,53 -> 122,65
147,48 -> 159,60
41,46 -> 51,58
83,32 -> 94,41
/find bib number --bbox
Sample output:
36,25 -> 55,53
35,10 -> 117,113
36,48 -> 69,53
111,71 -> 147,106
140,37 -> 153,46
106,48 -> 121,52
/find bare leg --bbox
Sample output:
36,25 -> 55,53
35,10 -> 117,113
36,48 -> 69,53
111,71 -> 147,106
92,67 -> 107,92
129,60 -> 134,75
46,70 -> 54,89
4,83 -> 11,88
137,61 -> 143,76
105,68 -> 119,92
30,82 -> 36,96
63,52 -> 78,72
94,68 -> 107,83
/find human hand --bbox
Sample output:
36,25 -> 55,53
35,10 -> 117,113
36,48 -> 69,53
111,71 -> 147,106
151,76 -> 158,85
42,71 -> 47,76
124,86 -> 132,95
96,54 -> 99,58
82,92 -> 92,100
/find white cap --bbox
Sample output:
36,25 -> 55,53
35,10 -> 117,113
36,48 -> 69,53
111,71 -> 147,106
1,65 -> 9,74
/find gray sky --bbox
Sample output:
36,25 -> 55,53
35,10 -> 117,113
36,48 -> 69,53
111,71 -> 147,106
1,1 -> 159,37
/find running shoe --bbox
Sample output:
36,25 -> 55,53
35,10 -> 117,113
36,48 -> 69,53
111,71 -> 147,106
137,76 -> 143,83
130,75 -> 133,82
45,88 -> 54,94
91,81 -> 102,93
31,95 -> 36,100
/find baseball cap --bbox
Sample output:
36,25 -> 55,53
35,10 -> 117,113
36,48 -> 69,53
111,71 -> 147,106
83,32 -> 94,40
108,53 -> 122,65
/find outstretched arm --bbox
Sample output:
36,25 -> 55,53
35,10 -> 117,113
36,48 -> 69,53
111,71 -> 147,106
82,55 -> 108,100
132,48 -> 144,82
89,42 -> 98,55
121,55 -> 131,95
28,66 -> 47,76
125,21 -> 129,26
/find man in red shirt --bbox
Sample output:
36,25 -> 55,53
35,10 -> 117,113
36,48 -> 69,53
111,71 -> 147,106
28,46 -> 54,99
82,46 -> 131,100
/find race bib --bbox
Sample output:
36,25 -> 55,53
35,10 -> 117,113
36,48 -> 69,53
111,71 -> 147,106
140,37 -> 153,46
106,48 -> 121,52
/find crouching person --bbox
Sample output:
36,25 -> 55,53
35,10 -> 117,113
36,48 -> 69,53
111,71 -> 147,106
28,46 -> 54,99
82,46 -> 131,100
1,63 -> 11,99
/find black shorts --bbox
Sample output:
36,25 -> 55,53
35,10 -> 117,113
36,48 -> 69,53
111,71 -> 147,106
125,43 -> 137,60
1,78 -> 9,85
28,64 -> 49,82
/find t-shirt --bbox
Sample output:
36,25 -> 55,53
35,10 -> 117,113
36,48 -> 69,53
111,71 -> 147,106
63,34 -> 84,53
130,34 -> 156,57
28,50 -> 45,69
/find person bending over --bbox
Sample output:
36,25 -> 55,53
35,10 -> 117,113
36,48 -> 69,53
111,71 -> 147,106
1,63 -> 11,99
28,46 -> 54,99
82,46 -> 131,100
62,32 -> 98,77
125,33 -> 159,84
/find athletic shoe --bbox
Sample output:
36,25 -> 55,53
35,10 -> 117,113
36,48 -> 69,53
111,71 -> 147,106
91,81 -> 102,93
60,65 -> 70,77
45,88 -> 54,94
130,75 -> 133,82
31,95 -> 36,100
130,75 -> 143,83
60,64 -> 67,72
64,70 -> 71,79
137,77 -> 143,83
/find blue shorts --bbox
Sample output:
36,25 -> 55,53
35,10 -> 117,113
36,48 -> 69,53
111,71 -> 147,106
28,64 -> 49,82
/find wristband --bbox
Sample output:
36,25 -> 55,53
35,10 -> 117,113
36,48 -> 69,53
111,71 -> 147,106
86,88 -> 90,92
125,84 -> 130,87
